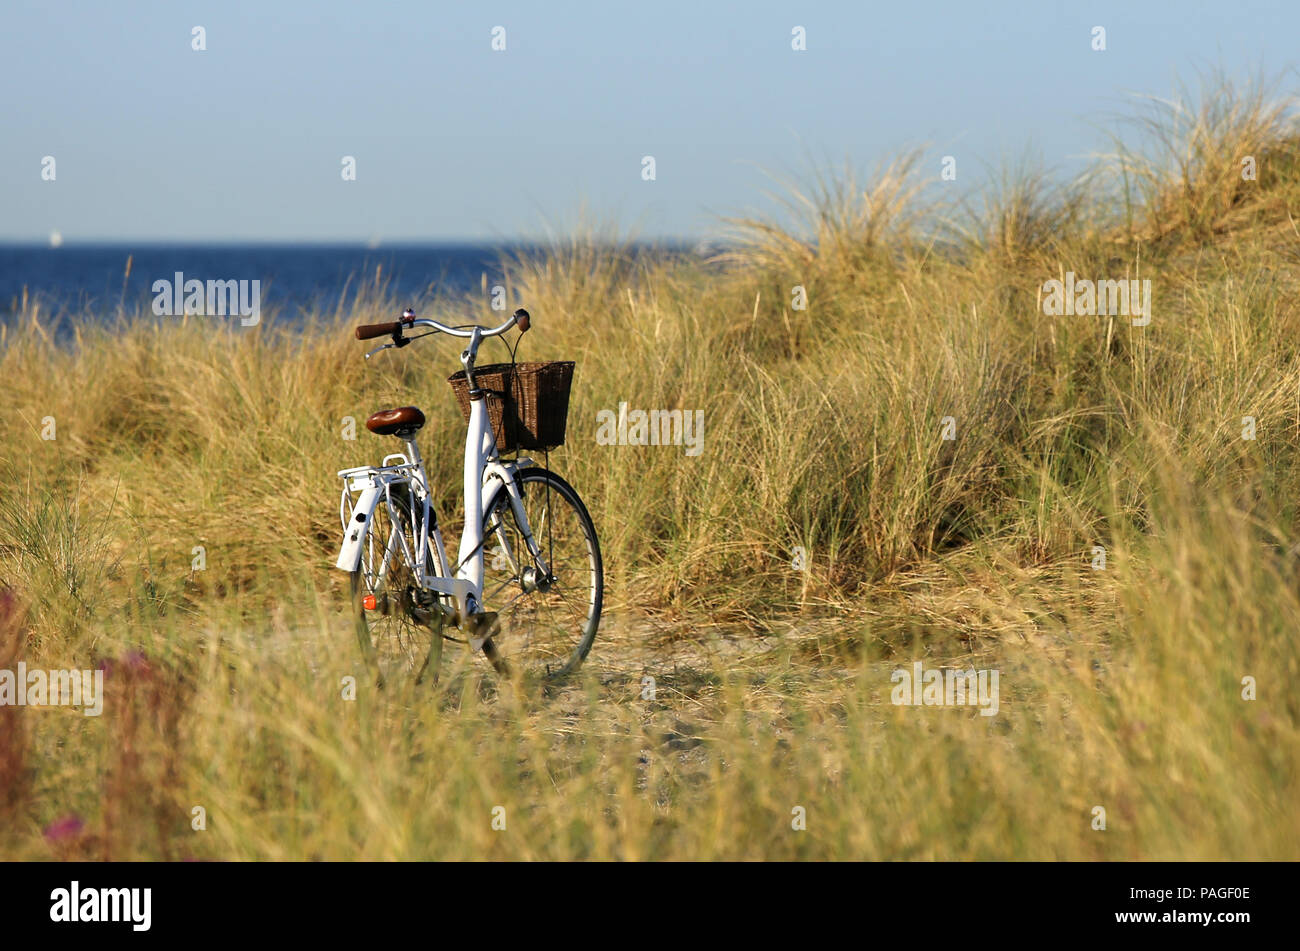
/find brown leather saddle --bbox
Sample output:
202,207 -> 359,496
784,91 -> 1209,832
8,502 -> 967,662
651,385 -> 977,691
365,406 -> 426,437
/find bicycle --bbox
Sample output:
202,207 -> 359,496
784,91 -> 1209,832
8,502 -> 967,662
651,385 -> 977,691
334,307 -> 603,686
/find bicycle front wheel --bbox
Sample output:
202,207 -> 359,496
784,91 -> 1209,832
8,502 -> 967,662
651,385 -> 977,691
480,467 -> 603,680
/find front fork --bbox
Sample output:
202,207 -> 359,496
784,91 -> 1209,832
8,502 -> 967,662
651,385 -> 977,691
482,463 -> 553,592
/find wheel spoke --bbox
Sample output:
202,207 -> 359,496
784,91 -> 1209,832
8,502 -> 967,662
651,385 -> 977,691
352,487 -> 440,685
474,471 -> 601,679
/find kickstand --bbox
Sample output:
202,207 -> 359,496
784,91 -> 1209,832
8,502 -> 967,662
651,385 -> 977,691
468,612 -> 509,676
416,613 -> 446,686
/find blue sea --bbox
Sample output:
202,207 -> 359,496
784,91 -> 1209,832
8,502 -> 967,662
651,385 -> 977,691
0,243 -> 551,324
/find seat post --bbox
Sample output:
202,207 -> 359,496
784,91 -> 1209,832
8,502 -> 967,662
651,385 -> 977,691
402,435 -> 423,470
402,433 -> 431,501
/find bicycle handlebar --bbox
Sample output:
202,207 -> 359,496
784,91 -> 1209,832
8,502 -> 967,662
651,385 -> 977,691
355,308 -> 529,341
355,318 -> 411,340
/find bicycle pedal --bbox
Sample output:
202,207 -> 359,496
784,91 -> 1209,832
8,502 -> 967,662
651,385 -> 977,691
464,611 -> 500,649
465,611 -> 499,635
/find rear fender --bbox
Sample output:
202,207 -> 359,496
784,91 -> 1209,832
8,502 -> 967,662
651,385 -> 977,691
335,485 -> 383,572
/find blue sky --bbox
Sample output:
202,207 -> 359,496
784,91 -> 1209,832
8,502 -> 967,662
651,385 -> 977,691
0,0 -> 1294,242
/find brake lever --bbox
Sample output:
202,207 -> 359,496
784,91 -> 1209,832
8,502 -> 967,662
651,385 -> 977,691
365,326 -> 438,359
368,308 -> 419,359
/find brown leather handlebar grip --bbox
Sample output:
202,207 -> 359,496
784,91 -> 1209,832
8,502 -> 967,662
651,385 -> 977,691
355,321 -> 401,340
515,308 -> 530,332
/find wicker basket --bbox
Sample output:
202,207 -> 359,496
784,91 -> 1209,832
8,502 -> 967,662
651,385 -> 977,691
448,361 -> 575,452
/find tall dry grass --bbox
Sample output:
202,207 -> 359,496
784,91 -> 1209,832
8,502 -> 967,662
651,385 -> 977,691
0,76 -> 1297,859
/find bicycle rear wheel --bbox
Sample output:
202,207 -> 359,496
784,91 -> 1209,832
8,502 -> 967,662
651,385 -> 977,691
350,485 -> 444,686
479,467 -> 602,680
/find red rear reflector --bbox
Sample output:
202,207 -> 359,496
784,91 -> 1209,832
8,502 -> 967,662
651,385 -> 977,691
362,594 -> 377,610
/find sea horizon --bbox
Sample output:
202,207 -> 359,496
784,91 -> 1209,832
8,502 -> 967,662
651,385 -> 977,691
0,239 -> 700,322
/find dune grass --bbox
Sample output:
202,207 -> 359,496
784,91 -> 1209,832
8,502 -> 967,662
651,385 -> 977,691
1,77 -> 1298,860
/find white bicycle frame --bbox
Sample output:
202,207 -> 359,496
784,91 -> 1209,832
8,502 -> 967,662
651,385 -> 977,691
334,311 -> 552,644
